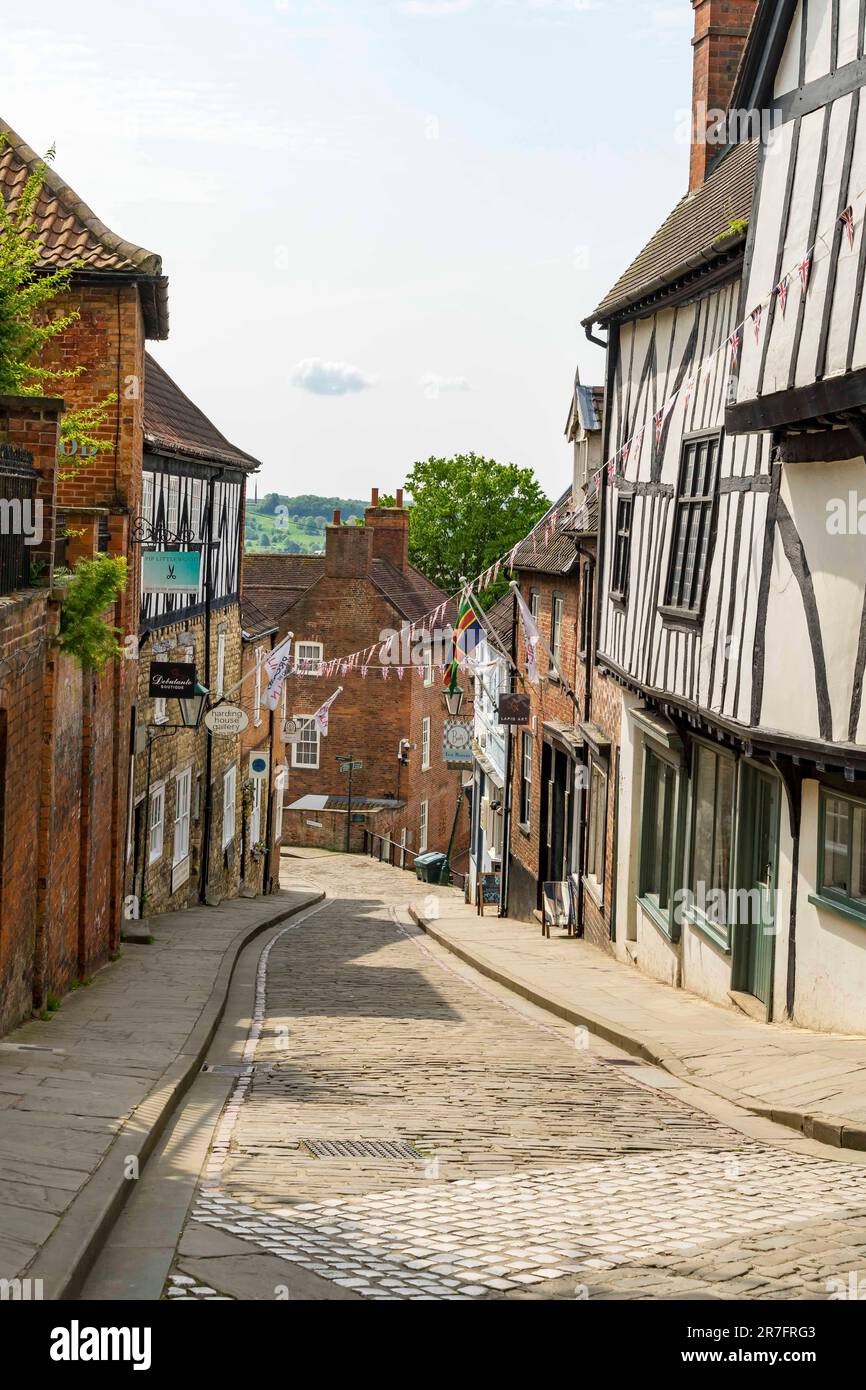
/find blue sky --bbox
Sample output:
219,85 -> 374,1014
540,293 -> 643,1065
4,1 -> 694,499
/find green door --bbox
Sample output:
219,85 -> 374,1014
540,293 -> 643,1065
740,769 -> 779,1009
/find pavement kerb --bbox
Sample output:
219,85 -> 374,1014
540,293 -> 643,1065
408,905 -> 866,1156
27,888 -> 324,1301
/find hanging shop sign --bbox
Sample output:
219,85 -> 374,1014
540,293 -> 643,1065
141,549 -> 202,594
204,705 -> 249,737
443,718 -> 473,769
282,717 -> 303,745
149,662 -> 197,699
497,692 -> 531,726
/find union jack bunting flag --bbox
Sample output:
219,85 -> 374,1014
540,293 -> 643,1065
751,304 -> 762,343
633,426 -> 645,455
776,274 -> 789,318
729,329 -> 742,371
493,559 -> 500,583
683,376 -> 695,411
799,249 -> 813,295
607,457 -> 616,480
841,205 -> 855,250
654,408 -> 665,447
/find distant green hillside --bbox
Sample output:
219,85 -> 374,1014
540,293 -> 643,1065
244,494 -> 367,554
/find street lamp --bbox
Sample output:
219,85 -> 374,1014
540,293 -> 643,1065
443,685 -> 464,717
177,682 -> 210,730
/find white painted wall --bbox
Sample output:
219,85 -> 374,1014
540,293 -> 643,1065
794,781 -> 866,1034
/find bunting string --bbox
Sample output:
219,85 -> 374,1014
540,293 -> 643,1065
280,173 -> 866,679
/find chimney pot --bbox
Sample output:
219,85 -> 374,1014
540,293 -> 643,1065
395,488 -> 404,508
371,487 -> 379,507
333,509 -> 341,525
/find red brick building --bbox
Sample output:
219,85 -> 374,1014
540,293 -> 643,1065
0,118 -> 166,1032
244,491 -> 471,876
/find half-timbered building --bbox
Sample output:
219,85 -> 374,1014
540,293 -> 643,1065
582,0 -> 866,1033
128,354 -> 261,917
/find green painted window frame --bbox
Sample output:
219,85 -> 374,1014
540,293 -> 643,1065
685,739 -> 736,953
637,745 -> 681,942
814,787 -> 866,927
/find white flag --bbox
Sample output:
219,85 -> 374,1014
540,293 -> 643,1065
512,585 -> 542,686
313,685 -> 343,736
262,635 -> 293,711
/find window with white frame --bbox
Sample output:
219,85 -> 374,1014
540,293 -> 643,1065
222,764 -> 237,848
274,767 -> 287,844
189,477 -> 203,540
173,768 -> 191,866
551,594 -> 564,667
216,630 -> 226,697
149,783 -> 165,862
292,715 -> 320,769
141,472 -> 154,527
254,647 -> 263,725
585,759 -> 608,900
421,716 -> 431,770
519,731 -> 533,828
296,641 -> 323,675
250,777 -> 263,847
153,697 -> 168,725
419,800 -> 429,852
167,474 -> 180,535
423,642 -> 434,687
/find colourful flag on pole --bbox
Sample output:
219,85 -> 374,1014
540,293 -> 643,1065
444,595 -> 480,694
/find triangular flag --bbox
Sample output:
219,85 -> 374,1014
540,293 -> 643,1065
799,249 -> 813,295
751,305 -> 762,343
729,329 -> 742,371
841,205 -> 855,251
776,274 -> 789,318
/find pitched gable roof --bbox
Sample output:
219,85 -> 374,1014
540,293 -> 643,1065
144,354 -> 261,472
513,486 -> 581,575
584,140 -> 759,327
241,551 -> 449,628
0,118 -> 168,339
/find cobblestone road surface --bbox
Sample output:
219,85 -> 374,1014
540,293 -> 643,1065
168,855 -> 866,1301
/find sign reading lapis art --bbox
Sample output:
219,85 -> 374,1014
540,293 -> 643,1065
141,549 -> 201,594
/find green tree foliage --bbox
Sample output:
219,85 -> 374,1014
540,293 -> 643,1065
0,138 -> 116,469
58,556 -> 127,671
404,454 -> 549,606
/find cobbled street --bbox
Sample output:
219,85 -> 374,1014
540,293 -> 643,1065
165,856 -> 866,1302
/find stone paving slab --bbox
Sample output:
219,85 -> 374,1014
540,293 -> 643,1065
0,886 -> 322,1294
406,887 -> 866,1150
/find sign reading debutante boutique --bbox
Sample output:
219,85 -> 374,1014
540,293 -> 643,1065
149,662 -> 197,699
141,549 -> 202,595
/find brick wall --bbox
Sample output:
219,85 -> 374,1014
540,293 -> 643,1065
689,0 -> 758,190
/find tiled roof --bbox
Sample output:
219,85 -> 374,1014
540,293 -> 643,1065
513,488 -> 581,575
584,141 -> 759,326
0,119 -> 168,339
144,354 -> 261,472
484,590 -> 515,647
240,596 -> 279,637
241,552 -> 449,626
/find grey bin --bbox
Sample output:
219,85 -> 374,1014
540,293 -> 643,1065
414,851 -> 448,884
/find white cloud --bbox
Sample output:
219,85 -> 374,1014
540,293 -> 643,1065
420,372 -> 471,392
292,357 -> 375,395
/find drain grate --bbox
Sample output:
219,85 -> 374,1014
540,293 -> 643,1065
201,1063 -> 255,1076
300,1138 -> 424,1162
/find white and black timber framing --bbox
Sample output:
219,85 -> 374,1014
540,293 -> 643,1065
139,458 -> 245,634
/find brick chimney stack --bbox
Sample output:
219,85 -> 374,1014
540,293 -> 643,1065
365,486 -> 410,571
325,511 -> 372,578
689,0 -> 758,191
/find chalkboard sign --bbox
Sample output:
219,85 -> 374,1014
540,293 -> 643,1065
477,871 -> 502,916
